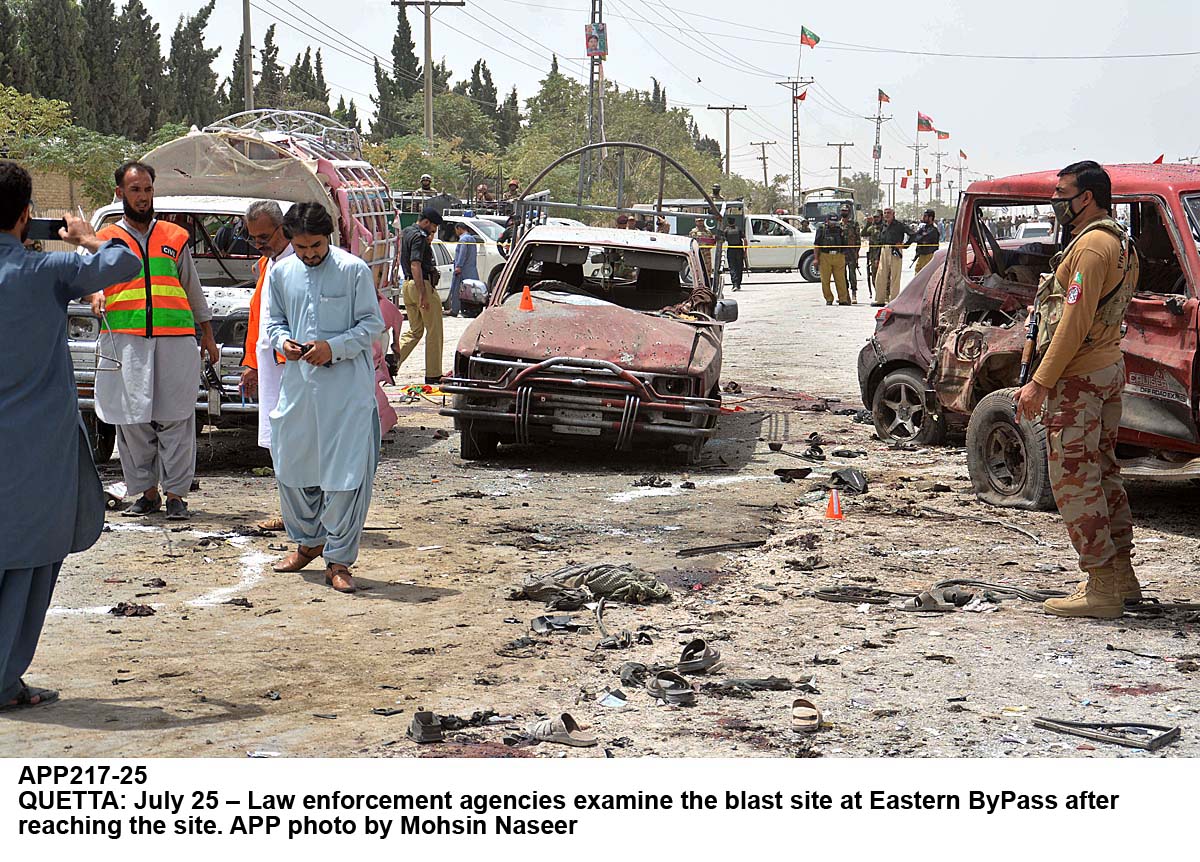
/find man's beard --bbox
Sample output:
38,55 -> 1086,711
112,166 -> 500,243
19,220 -> 29,243
300,250 -> 329,267
123,199 -> 154,224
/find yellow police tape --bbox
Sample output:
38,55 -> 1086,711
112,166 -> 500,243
424,239 -> 947,251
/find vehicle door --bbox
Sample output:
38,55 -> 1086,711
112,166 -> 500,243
1116,196 -> 1200,447
748,217 -> 794,269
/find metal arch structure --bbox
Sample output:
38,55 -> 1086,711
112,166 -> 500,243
513,141 -> 724,237
204,109 -> 363,158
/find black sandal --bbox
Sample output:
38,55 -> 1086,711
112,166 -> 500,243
1,681 -> 59,712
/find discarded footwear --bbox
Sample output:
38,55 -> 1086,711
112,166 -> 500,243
122,495 -> 161,517
800,444 -> 826,462
255,516 -> 285,531
406,710 -> 444,744
1043,566 -> 1124,620
0,681 -> 59,712
274,544 -> 324,573
165,497 -> 189,521
678,638 -> 722,675
791,698 -> 822,733
618,662 -> 650,688
531,614 -> 589,634
774,467 -> 813,483
646,670 -> 697,706
830,467 -> 868,495
525,712 -> 598,747
325,564 -> 357,594
902,589 -> 960,613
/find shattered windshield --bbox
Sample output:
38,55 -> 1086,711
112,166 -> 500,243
504,243 -> 695,312
1182,194 -> 1200,249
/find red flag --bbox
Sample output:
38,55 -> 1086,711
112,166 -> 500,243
900,176 -> 909,189
800,26 -> 820,48
1153,154 -> 1165,164
917,112 -> 934,132
795,89 -> 807,102
959,149 -> 967,160
936,130 -> 950,140
878,89 -> 890,103
924,178 -> 932,189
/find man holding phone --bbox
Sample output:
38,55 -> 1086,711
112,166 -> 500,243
0,160 -> 141,711
265,203 -> 383,594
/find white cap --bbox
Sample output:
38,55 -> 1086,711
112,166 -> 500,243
420,173 -> 432,181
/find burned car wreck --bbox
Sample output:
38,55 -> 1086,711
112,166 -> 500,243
441,226 -> 736,464
859,164 -> 1200,508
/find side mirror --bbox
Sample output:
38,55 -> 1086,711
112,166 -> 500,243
714,298 -> 739,322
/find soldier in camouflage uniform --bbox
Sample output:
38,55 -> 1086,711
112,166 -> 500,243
1014,161 -> 1139,620
862,210 -> 883,294
839,205 -> 861,303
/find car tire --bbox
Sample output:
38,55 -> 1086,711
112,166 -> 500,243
870,367 -> 946,445
965,387 -> 1056,511
83,412 -> 116,464
800,252 -> 819,282
487,265 -> 504,289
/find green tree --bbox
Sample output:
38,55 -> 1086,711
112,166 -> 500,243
79,0 -> 122,133
432,58 -> 452,93
844,171 -> 883,212
430,91 -> 496,152
391,5 -> 421,100
525,56 -> 584,131
221,39 -> 248,115
164,0 -> 220,129
0,0 -> 27,90
11,124 -> 142,204
496,86 -> 521,150
21,0 -> 92,128
313,50 -> 329,108
333,95 -> 361,134
114,0 -> 166,139
254,24 -> 285,107
370,58 -> 411,141
0,85 -> 71,151
466,60 -> 498,119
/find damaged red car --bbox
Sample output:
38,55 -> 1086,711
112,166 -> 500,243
441,225 -> 737,464
859,164 -> 1200,508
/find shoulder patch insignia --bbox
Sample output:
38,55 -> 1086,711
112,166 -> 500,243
1066,271 -> 1082,304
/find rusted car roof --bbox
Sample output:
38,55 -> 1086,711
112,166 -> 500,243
966,163 -> 1200,198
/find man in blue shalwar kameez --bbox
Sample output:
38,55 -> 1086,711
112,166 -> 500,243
0,161 -> 141,711
266,203 -> 383,594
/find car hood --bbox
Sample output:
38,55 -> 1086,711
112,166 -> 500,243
460,302 -> 721,377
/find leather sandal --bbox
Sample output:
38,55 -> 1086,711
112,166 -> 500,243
256,516 -> 285,531
273,544 -> 323,572
325,564 -> 357,594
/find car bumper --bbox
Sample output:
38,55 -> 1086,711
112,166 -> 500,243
440,355 -> 720,449
857,336 -> 887,406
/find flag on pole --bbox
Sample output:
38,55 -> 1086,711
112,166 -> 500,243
959,149 -> 967,160
878,89 -> 890,103
906,169 -> 912,176
795,89 -> 807,102
924,178 -> 932,189
936,129 -> 950,140
800,26 -> 820,48
1153,154 -> 1165,164
917,111 -> 934,132
900,176 -> 909,189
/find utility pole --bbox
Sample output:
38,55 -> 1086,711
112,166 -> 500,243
396,0 -> 467,148
241,0 -> 254,111
707,105 -> 746,175
907,143 -> 928,208
957,162 -> 964,195
826,142 -> 854,187
884,166 -> 904,209
864,105 -> 891,184
751,141 -> 775,188
1178,156 -> 1200,164
933,150 -> 947,204
776,77 -> 814,213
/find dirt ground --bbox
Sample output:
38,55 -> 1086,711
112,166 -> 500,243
4,265 -> 1198,759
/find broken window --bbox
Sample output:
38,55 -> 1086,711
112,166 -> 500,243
1123,199 -> 1187,296
505,243 -> 694,311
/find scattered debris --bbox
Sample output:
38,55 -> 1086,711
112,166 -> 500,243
676,540 -> 766,559
1033,717 -> 1181,752
722,381 -> 743,394
774,467 -> 813,483
109,602 -> 154,617
634,474 -> 673,488
141,578 -> 167,589
225,597 -> 254,608
262,691 -> 281,701
511,562 -> 671,604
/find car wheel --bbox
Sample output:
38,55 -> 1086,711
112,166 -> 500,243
965,388 -> 1056,510
83,412 -> 115,463
487,265 -> 504,289
870,367 -> 946,445
800,253 -> 819,282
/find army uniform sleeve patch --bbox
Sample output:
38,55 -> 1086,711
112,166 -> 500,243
1066,271 -> 1083,304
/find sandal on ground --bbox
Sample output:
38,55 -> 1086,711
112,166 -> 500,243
273,544 -> 324,573
791,697 -> 822,732
646,670 -> 697,706
800,444 -> 826,462
325,564 -> 357,594
1,681 -> 59,712
406,710 -> 444,744
901,589 -> 960,612
256,517 -> 285,531
122,496 -> 161,517
525,712 -> 598,747
678,638 -> 722,675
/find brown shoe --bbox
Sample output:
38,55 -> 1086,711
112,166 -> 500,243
325,564 -> 357,594
256,516 -> 285,531
273,544 -> 324,572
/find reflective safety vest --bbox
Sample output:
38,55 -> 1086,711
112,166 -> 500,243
96,220 -> 195,337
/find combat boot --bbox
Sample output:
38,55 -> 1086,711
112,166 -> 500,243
1073,552 -> 1142,603
1112,550 -> 1142,602
1044,566 -> 1124,620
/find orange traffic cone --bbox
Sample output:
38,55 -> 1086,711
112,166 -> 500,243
519,285 -> 534,311
825,489 -> 844,520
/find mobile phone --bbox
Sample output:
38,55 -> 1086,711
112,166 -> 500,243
26,218 -> 67,241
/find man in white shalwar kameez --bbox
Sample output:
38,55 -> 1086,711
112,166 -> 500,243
266,203 -> 383,594
89,162 -> 219,521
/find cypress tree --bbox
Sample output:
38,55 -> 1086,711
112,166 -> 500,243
497,86 -> 521,150
392,5 -> 420,100
23,0 -> 92,127
79,0 -> 122,133
254,24 -> 285,107
114,0 -> 166,139
223,39 -> 247,115
164,0 -> 220,129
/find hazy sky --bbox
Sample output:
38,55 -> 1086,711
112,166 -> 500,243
145,0 -> 1200,191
